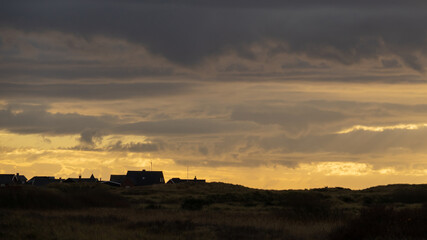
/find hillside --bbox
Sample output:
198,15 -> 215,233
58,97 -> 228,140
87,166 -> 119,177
1,182 -> 427,239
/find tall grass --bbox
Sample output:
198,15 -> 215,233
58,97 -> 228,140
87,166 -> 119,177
0,183 -> 129,209
2,182 -> 427,239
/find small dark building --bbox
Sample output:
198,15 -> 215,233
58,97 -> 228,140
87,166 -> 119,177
167,176 -> 206,184
64,174 -> 98,183
0,174 -> 15,187
27,176 -> 58,186
14,173 -> 27,184
121,170 -> 165,187
110,175 -> 126,184
0,173 -> 27,187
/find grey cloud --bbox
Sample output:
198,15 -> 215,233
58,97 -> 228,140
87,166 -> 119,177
281,59 -> 329,69
116,118 -> 258,136
306,100 -> 427,118
223,64 -> 251,73
0,104 -> 113,135
0,65 -> 176,80
258,128 -> 427,155
0,103 -> 258,136
381,59 -> 402,69
0,82 -> 193,100
215,70 -> 424,83
399,54 -> 424,72
107,140 -> 160,152
78,129 -> 103,146
231,105 -> 346,135
1,1 -> 426,70
198,146 -> 209,156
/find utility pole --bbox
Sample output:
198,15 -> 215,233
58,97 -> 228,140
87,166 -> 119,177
151,160 -> 152,171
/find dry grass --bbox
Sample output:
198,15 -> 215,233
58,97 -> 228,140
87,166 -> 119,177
0,208 -> 339,240
2,182 -> 427,239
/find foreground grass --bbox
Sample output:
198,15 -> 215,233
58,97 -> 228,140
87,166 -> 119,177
0,208 -> 338,240
2,182 -> 427,239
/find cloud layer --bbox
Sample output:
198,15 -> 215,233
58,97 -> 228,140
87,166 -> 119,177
2,1 -> 427,188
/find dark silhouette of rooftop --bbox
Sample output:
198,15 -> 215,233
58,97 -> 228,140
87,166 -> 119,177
0,174 -> 15,186
167,176 -> 206,184
64,174 -> 98,183
110,175 -> 126,184
122,170 -> 165,187
27,176 -> 58,186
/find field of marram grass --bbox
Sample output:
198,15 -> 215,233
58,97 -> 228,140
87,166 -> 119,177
0,208 -> 340,240
1,182 -> 427,239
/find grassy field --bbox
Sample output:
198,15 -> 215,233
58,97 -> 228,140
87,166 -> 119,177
1,182 -> 427,239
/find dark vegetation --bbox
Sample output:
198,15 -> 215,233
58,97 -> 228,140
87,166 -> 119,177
0,183 -> 129,209
2,183 -> 427,239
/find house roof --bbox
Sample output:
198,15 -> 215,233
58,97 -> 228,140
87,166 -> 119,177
17,175 -> 27,182
167,177 -> 206,184
64,174 -> 98,183
0,174 -> 14,185
110,175 -> 126,183
12,174 -> 27,184
124,170 -> 165,186
27,176 -> 57,186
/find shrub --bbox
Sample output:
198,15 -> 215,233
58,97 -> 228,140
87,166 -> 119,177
330,205 -> 427,240
0,184 -> 129,209
181,197 -> 207,210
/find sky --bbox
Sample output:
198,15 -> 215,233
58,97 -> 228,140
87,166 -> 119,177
1,0 -> 427,189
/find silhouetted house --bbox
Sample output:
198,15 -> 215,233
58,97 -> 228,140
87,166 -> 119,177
0,174 -> 15,187
121,170 -> 165,187
64,174 -> 98,183
167,176 -> 206,184
27,176 -> 58,186
110,175 -> 126,184
0,173 -> 27,187
13,173 -> 27,184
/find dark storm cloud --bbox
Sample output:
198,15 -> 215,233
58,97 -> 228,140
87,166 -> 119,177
116,118 -> 257,135
1,1 -> 426,70
0,82 -> 193,100
0,104 -> 113,135
0,103 -> 258,136
0,65 -> 175,80
381,59 -> 402,69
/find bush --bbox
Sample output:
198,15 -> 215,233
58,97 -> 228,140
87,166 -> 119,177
275,191 -> 334,220
330,205 -> 427,240
181,197 -> 207,210
0,184 -> 129,209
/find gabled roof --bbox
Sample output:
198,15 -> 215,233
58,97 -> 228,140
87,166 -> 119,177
64,174 -> 98,183
0,174 -> 14,185
110,175 -> 126,184
124,170 -> 165,186
17,175 -> 27,183
27,176 -> 57,186
12,174 -> 27,184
